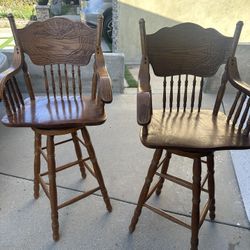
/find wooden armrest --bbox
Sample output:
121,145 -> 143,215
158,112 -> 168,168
0,46 -> 22,100
137,59 -> 152,125
93,47 -> 112,103
138,59 -> 150,92
96,66 -> 112,103
137,85 -> 152,125
227,57 -> 250,96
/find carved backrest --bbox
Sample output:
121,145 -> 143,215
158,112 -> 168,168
8,14 -> 103,100
15,18 -> 97,66
139,19 -> 243,112
146,23 -> 235,77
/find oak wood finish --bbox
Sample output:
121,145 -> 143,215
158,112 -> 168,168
0,14 -> 112,240
34,132 -> 41,199
191,158 -> 202,249
47,135 -> 59,241
129,149 -> 163,233
155,151 -> 172,195
130,19 -> 249,250
207,154 -> 215,220
81,127 -> 112,212
72,131 -> 87,179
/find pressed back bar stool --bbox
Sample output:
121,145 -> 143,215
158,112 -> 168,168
129,19 -> 250,250
0,14 -> 112,241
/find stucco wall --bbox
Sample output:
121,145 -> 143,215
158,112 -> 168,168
117,0 -> 250,64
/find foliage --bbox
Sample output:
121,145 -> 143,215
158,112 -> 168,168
61,4 -> 72,15
125,65 -> 138,88
0,0 -> 36,19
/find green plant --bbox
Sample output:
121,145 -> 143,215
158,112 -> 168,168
0,0 -> 35,19
125,65 -> 138,88
61,4 -> 72,15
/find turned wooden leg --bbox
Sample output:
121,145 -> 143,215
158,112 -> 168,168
156,151 -> 172,195
72,131 -> 86,179
34,132 -> 41,199
81,127 -> 112,212
191,158 -> 202,250
129,149 -> 163,233
207,153 -> 215,220
47,135 -> 59,241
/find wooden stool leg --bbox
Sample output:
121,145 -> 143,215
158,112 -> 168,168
72,131 -> 86,179
81,127 -> 112,212
207,153 -> 215,220
34,132 -> 41,199
191,158 -> 201,250
156,151 -> 172,195
129,149 -> 163,233
47,135 -> 59,241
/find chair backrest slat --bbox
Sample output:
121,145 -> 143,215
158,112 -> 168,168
78,66 -> 82,97
238,97 -> 250,131
163,76 -> 166,111
177,75 -> 181,112
190,76 -> 196,112
243,117 -> 250,136
227,91 -> 241,123
58,64 -> 63,98
64,64 -> 69,99
12,76 -> 24,106
43,65 -> 50,99
198,77 -> 204,112
40,63 -> 88,99
160,75 -> 205,111
3,90 -> 12,117
5,83 -> 16,113
72,65 -> 76,98
232,94 -> 247,127
183,74 -> 188,112
9,78 -> 20,109
2,76 -> 25,117
50,64 -> 56,98
169,76 -> 174,111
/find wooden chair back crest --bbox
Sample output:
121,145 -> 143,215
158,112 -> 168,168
10,16 -> 101,66
140,20 -> 242,77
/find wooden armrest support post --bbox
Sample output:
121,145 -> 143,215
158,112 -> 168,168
227,57 -> 250,96
0,46 -> 22,100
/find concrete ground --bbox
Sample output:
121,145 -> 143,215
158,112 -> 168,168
1,83 -> 250,249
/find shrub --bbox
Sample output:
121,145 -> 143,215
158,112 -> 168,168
0,0 -> 36,19
125,66 -> 138,88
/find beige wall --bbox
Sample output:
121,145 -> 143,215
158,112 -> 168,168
117,0 -> 250,63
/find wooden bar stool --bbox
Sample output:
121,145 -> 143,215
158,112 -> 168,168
129,19 -> 250,250
0,14 -> 112,240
